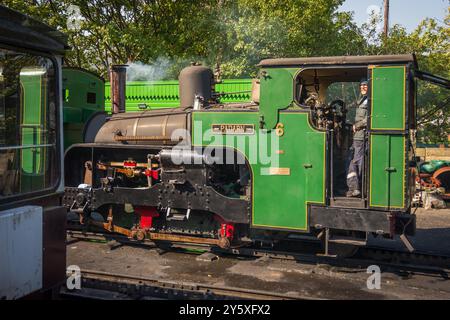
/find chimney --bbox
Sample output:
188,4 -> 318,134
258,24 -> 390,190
110,64 -> 128,113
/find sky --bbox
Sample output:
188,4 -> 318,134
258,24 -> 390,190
339,0 -> 448,32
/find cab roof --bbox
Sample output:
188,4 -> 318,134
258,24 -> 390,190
258,54 -> 417,68
0,5 -> 67,54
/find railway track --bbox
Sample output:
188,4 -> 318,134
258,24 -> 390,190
67,229 -> 450,277
60,269 -> 312,300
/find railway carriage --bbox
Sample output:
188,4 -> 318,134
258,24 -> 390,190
63,55 -> 449,256
0,6 -> 67,299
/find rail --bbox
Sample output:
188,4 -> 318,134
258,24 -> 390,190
62,268 -> 312,300
67,230 -> 450,278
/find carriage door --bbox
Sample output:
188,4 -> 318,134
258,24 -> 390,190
368,65 -> 407,209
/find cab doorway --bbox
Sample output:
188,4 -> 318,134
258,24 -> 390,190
294,66 -> 369,208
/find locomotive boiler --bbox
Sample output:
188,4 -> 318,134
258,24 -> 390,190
63,55 -> 450,256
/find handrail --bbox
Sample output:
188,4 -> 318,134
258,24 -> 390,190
0,143 -> 54,151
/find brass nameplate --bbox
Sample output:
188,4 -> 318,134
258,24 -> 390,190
212,124 -> 255,135
268,167 -> 290,175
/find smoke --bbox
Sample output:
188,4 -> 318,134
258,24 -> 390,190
126,58 -> 172,82
208,6 -> 289,78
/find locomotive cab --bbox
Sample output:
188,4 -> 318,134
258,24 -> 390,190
294,66 -> 368,203
256,56 -> 419,248
255,54 -> 449,253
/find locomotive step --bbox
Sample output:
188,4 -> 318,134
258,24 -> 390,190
166,208 -> 191,221
166,213 -> 188,221
330,197 -> 365,209
328,236 -> 367,246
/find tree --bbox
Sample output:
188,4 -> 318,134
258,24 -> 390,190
201,0 -> 365,77
381,11 -> 449,144
1,0 -> 218,77
1,0 -> 366,77
2,0 -> 448,143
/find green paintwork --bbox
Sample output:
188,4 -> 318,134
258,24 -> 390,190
369,65 -> 408,209
259,68 -> 297,129
62,68 -> 105,149
216,79 -> 253,103
369,134 -> 405,208
105,80 -> 179,112
20,73 -> 42,173
104,79 -> 253,112
371,66 -> 406,130
19,70 -> 45,192
192,111 -> 325,231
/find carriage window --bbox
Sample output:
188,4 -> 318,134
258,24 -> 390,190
0,48 -> 58,198
86,92 -> 96,104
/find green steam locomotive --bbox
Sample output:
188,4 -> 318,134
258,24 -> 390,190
63,55 -> 449,256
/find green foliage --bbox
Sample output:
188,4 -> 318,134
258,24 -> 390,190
379,10 -> 449,144
1,0 -> 448,142
1,0 -> 217,77
202,0 -> 365,77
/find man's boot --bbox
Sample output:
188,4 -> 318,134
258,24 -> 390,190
346,190 -> 361,197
